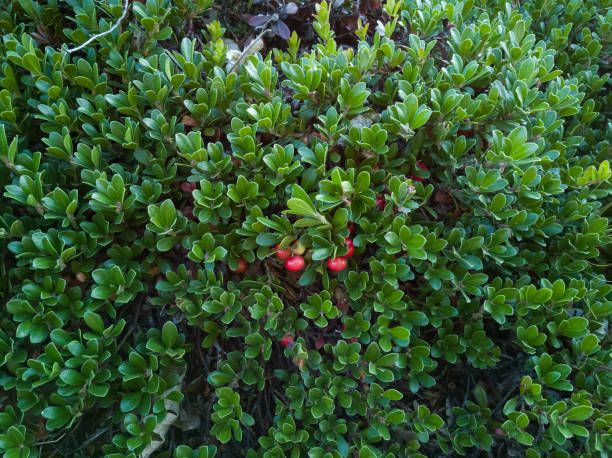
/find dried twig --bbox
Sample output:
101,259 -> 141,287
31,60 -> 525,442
63,0 -> 130,55
492,377 -> 519,419
228,15 -> 277,74
34,433 -> 66,446
65,427 -> 109,455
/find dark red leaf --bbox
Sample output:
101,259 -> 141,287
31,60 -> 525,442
434,190 -> 452,204
181,115 -> 198,127
338,15 -> 359,31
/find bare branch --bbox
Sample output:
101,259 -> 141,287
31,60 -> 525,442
63,0 -> 130,55
228,14 -> 277,74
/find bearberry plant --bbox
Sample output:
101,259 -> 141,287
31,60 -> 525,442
0,0 -> 611,456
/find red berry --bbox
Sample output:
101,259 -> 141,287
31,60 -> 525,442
274,244 -> 291,260
342,324 -> 347,331
327,257 -> 347,272
376,196 -> 385,211
231,258 -> 247,273
280,331 -> 294,347
348,223 -> 356,233
342,239 -> 354,258
413,162 -> 428,182
180,181 -> 196,192
285,256 -> 305,272
280,336 -> 293,347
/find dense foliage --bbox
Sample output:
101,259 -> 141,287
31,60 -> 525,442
0,0 -> 611,456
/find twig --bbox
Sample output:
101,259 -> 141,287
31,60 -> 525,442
492,378 -> 519,419
463,371 -> 471,403
34,433 -> 66,446
65,427 -> 109,454
63,0 -> 130,54
116,324 -> 135,352
228,15 -> 277,74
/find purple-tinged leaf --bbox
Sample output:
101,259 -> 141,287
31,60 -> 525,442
248,14 -> 270,27
284,2 -> 298,15
277,20 -> 290,40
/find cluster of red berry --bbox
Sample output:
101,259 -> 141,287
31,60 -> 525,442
273,237 -> 354,273
230,162 -> 428,277
273,240 -> 307,271
187,163 -> 428,277
229,225 -> 359,275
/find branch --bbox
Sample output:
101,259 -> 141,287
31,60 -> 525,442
228,15 -> 277,74
63,0 -> 130,54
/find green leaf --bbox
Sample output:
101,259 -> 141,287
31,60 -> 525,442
287,185 -> 317,217
157,236 -> 179,252
355,171 -> 370,193
424,413 -> 443,430
580,334 -> 599,354
386,409 -> 405,423
84,311 -> 104,334
516,413 -> 529,428
460,237 -> 484,252
382,389 -> 403,400
406,311 -> 428,326
566,423 -> 589,437
559,317 -> 588,338
364,342 -> 381,362
287,197 -> 317,217
565,406 -> 593,422
91,286 -> 116,300
89,384 -> 110,397
389,326 -> 410,340
120,392 -> 141,412
516,430 -> 533,445
41,406 -> 72,430
208,371 -> 233,386
162,321 -> 178,347
59,369 -> 85,386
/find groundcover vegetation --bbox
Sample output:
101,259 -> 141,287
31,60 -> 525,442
0,0 -> 611,456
